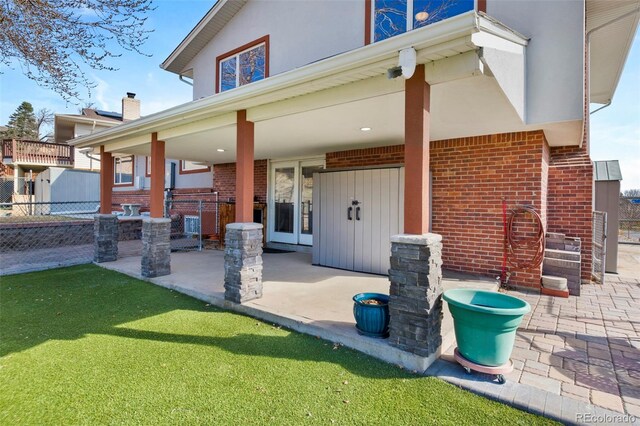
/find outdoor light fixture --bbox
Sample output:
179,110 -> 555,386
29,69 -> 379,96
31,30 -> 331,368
360,127 -> 372,132
415,11 -> 429,21
387,47 -> 417,80
217,148 -> 225,152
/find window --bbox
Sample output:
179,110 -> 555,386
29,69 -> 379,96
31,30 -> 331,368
145,156 -> 151,177
180,160 -> 210,174
114,156 -> 134,185
373,0 -> 474,42
216,36 -> 269,93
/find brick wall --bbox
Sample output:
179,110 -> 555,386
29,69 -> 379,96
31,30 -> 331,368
111,187 -> 219,211
326,145 -> 404,169
325,131 -> 551,288
213,159 -> 268,203
547,145 -> 593,281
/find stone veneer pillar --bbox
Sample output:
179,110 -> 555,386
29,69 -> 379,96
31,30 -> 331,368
388,233 -> 443,357
141,217 -> 171,278
94,214 -> 118,262
224,223 -> 263,303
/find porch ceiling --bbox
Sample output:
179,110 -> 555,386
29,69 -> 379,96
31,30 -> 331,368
122,72 -> 578,164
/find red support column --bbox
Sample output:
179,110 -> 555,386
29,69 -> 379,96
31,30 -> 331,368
150,132 -> 166,218
99,146 -> 113,214
236,110 -> 255,223
404,64 -> 430,234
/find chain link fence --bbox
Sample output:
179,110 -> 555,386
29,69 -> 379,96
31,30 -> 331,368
592,211 -> 607,284
620,196 -> 640,244
165,199 -> 223,252
0,201 -> 100,275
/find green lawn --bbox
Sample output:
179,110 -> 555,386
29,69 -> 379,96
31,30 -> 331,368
0,265 -> 555,425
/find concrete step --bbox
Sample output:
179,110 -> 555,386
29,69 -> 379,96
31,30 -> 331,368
544,249 -> 581,262
542,275 -> 568,291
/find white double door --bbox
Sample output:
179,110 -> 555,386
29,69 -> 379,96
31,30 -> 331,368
313,168 -> 403,275
269,159 -> 324,246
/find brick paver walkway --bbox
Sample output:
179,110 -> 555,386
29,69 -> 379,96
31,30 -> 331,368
506,274 -> 640,416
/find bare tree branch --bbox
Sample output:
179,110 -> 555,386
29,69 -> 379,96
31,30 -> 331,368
0,0 -> 155,102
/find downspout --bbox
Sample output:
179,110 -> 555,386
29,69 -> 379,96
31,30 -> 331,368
583,7 -> 640,148
179,74 -> 193,86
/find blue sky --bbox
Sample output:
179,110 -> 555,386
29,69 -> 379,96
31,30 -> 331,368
0,1 -> 638,190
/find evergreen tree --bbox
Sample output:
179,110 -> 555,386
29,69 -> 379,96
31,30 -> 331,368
1,102 -> 39,140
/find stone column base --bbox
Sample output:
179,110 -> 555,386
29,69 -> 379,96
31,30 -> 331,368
94,214 -> 118,262
388,233 -> 443,357
141,217 -> 171,278
224,223 -> 263,303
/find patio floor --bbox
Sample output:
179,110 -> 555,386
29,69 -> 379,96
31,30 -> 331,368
101,249 -> 498,372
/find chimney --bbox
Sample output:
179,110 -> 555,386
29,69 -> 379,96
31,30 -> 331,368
122,92 -> 140,121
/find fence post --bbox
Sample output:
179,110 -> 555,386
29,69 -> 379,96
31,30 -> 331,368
198,200 -> 203,251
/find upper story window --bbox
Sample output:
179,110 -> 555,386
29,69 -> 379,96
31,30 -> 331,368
114,156 -> 134,186
373,0 -> 474,42
216,36 -> 269,93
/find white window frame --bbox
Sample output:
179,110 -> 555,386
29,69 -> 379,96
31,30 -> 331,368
218,42 -> 266,93
114,155 -> 134,186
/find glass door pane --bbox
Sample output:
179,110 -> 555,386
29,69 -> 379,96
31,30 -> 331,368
299,165 -> 324,245
273,166 -> 296,238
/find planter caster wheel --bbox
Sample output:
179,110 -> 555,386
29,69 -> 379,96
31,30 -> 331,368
496,374 -> 506,384
463,367 -> 472,375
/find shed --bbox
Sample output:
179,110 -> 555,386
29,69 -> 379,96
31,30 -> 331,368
594,160 -> 622,273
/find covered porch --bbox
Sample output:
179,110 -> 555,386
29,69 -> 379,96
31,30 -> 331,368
76,12 -> 543,369
98,249 -> 498,371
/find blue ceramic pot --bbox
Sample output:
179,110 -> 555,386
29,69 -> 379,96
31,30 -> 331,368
352,293 -> 390,338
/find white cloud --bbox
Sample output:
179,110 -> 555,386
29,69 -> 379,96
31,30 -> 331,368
92,76 -> 112,111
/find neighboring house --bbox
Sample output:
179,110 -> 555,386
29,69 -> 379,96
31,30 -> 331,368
72,0 -> 640,291
58,95 -> 216,212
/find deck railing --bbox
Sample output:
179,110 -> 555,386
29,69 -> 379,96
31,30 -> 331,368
1,139 -> 74,167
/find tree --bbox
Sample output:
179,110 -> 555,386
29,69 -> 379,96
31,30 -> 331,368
0,0 -> 155,101
35,108 -> 54,141
1,101 -> 38,140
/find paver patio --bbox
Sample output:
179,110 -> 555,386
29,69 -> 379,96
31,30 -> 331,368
507,273 -> 640,416
439,243 -> 640,418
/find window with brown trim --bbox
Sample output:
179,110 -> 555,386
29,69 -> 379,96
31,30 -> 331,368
179,160 -> 211,175
145,156 -> 151,177
114,156 -> 134,186
216,35 -> 269,93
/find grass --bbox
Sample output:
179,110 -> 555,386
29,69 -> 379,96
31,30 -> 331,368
0,265 -> 556,425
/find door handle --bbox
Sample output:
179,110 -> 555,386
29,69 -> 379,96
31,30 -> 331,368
348,206 -> 353,220
356,206 -> 361,221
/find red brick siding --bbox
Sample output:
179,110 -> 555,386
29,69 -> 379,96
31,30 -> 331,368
547,145 -> 593,281
112,187 -> 221,235
325,131 -> 550,288
326,145 -> 404,169
213,159 -> 268,203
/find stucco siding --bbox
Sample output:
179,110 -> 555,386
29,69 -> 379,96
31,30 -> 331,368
189,0 -> 365,100
487,0 -> 585,126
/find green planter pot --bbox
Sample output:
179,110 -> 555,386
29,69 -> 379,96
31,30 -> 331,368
443,289 -> 530,367
352,293 -> 390,338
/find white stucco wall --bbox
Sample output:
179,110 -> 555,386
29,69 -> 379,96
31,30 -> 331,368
188,0 -> 365,100
183,0 -> 585,126
487,0 -> 585,125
